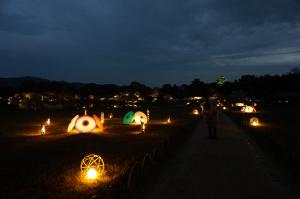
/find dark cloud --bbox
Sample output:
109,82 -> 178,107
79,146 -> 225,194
1,0 -> 300,86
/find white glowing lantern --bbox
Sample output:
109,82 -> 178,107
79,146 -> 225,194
241,106 -> 256,113
134,111 -> 148,124
250,117 -> 260,126
193,109 -> 199,115
222,106 -> 227,110
80,154 -> 104,181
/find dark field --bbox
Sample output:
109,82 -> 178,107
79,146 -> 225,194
224,104 -> 300,186
0,106 -> 199,199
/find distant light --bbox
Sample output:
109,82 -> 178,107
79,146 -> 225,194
222,106 -> 227,110
235,102 -> 244,107
46,118 -> 51,125
167,117 -> 171,124
193,109 -> 199,115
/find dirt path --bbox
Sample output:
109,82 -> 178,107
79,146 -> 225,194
141,112 -> 292,199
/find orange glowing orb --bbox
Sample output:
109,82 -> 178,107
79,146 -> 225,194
80,154 -> 104,180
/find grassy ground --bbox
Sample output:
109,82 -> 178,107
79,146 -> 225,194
0,105 -> 199,198
223,104 -> 300,187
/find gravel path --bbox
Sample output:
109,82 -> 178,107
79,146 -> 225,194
142,112 -> 292,199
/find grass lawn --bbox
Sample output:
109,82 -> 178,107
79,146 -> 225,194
224,104 -> 300,187
0,105 -> 199,198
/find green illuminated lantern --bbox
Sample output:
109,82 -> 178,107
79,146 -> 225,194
123,111 -> 135,124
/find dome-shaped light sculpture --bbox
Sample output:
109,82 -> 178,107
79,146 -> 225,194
235,102 -> 245,107
134,111 -> 148,124
123,111 -> 135,124
80,154 -> 105,181
67,114 -> 103,133
241,106 -> 256,113
249,117 -> 260,127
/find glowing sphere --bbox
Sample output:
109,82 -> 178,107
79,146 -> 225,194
123,111 -> 135,124
241,106 -> 256,113
193,109 -> 199,115
134,111 -> 148,124
80,154 -> 104,180
86,168 -> 98,180
250,117 -> 260,126
75,116 -> 97,133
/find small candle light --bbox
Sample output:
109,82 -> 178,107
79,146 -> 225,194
41,125 -> 46,135
46,118 -> 51,125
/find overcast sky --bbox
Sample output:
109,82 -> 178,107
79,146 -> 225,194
1,0 -> 300,86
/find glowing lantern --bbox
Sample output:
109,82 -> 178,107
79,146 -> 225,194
46,118 -> 51,125
222,106 -> 227,110
167,117 -> 171,124
141,123 -> 146,133
134,111 -> 148,124
193,109 -> 199,115
109,113 -> 113,119
123,111 -> 135,124
80,154 -> 104,181
235,102 -> 245,107
41,125 -> 46,135
249,117 -> 260,127
241,106 -> 256,113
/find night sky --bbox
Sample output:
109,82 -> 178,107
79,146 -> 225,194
1,0 -> 300,86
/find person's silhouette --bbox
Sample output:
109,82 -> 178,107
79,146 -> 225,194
203,98 -> 217,139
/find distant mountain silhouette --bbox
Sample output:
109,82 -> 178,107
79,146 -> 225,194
0,76 -> 49,87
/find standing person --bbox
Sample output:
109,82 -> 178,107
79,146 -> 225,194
203,98 -> 217,139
